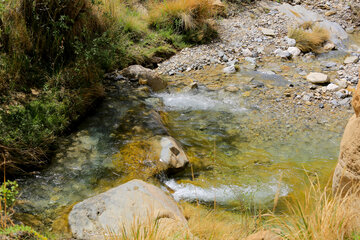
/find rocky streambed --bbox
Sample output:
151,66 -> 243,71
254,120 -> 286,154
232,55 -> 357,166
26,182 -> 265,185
14,0 -> 360,238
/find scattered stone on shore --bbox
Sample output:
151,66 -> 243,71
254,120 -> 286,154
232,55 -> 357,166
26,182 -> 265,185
344,56 -> 359,64
306,72 -> 329,84
284,36 -> 296,47
326,83 -> 339,92
334,78 -> 347,89
287,47 -> 301,56
274,49 -> 291,59
323,42 -> 335,51
225,86 -> 239,92
122,65 -> 167,91
260,28 -> 276,36
223,65 -> 238,74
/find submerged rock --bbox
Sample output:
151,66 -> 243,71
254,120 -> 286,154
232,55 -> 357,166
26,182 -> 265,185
69,179 -> 189,239
159,136 -> 189,169
121,65 -> 167,91
114,136 -> 189,177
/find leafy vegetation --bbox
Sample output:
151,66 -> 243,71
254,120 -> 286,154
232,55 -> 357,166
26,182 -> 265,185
0,0 -> 221,176
0,224 -> 48,240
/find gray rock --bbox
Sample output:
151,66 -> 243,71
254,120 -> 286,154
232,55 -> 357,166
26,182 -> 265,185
288,47 -> 301,56
334,78 -> 347,88
223,65 -> 237,74
227,59 -> 239,66
183,82 -> 198,92
306,72 -> 329,84
69,180 -> 189,239
218,50 -> 225,58
302,94 -> 311,101
274,49 -> 291,59
225,86 -> 239,92
222,55 -> 229,62
330,99 -> 339,106
344,56 -> 359,64
339,97 -> 351,106
121,65 -> 167,91
284,36 -> 296,47
244,64 -> 257,71
242,48 -> 253,57
346,27 -> 355,34
260,28 -> 276,36
159,136 -> 189,169
326,83 -> 339,91
245,57 -> 257,64
335,89 -> 350,99
322,61 -> 337,68
323,42 -> 335,51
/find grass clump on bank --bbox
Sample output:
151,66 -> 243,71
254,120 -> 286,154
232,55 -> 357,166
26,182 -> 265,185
147,0 -> 221,43
288,22 -> 330,53
271,180 -> 360,240
0,0 -> 221,176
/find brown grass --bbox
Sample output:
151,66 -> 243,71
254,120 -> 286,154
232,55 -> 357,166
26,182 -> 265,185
182,202 -> 260,240
148,0 -> 216,30
269,178 -> 360,240
288,23 -> 330,53
103,214 -> 191,240
147,0 -> 219,42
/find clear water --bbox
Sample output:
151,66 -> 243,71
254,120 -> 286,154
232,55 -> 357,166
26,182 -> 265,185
15,40 -> 357,230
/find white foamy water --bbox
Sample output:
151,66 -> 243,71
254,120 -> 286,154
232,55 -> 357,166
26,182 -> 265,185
164,179 -> 290,205
154,92 -> 247,113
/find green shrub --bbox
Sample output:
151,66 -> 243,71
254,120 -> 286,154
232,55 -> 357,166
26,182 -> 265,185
0,180 -> 19,210
0,225 -> 47,240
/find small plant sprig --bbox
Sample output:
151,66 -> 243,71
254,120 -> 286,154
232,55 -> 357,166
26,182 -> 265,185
0,180 -> 19,210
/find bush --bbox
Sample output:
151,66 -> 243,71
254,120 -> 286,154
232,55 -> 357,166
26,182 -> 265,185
147,0 -> 220,43
288,22 -> 330,53
0,180 -> 18,210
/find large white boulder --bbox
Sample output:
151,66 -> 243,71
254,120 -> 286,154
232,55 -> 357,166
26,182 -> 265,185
69,180 -> 189,239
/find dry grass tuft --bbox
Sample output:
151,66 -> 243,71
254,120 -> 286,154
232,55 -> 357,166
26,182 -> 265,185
103,216 -> 190,240
182,202 -> 260,240
288,23 -> 330,53
270,178 -> 360,240
147,0 -> 219,42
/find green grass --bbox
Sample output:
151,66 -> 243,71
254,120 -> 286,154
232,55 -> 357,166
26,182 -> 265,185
0,225 -> 48,240
0,0 -> 219,176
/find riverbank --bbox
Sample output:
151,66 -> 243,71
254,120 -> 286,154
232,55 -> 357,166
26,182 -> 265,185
0,0 -> 223,176
2,0 -> 360,239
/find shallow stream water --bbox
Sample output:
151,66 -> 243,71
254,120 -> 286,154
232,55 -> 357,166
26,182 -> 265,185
15,44 -> 356,232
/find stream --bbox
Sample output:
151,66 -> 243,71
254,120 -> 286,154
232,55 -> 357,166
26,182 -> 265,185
15,47 -> 356,233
